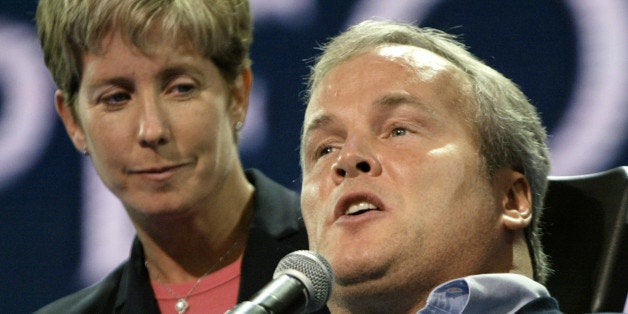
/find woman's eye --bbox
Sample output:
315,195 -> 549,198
171,84 -> 194,94
101,92 -> 130,106
391,127 -> 408,137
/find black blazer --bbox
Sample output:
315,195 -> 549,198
36,169 -> 329,313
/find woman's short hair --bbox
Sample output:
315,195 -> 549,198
37,0 -> 252,108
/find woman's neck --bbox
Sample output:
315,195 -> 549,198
134,169 -> 255,283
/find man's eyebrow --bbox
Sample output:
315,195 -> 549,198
303,93 -> 437,140
374,93 -> 439,118
375,93 -> 428,110
302,114 -> 333,141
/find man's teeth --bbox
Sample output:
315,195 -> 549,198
346,202 -> 377,215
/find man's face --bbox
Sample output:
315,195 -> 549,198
301,45 -> 510,308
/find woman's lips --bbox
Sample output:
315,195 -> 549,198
128,163 -> 188,180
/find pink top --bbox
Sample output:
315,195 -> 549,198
151,254 -> 243,314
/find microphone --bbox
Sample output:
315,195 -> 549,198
228,250 -> 334,313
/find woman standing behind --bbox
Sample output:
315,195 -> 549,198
35,1 -> 317,313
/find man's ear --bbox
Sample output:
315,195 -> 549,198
495,168 -> 533,230
229,68 -> 252,127
55,90 -> 87,153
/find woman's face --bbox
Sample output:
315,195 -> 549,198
57,33 -> 250,217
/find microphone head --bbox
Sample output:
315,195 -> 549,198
273,250 -> 334,312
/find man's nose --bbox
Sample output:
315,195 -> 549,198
331,135 -> 382,183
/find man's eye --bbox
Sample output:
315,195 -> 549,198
317,146 -> 334,158
391,127 -> 407,137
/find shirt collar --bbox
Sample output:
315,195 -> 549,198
419,273 -> 550,314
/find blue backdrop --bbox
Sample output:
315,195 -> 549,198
1,1 -> 626,312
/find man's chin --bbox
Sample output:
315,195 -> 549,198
332,258 -> 388,287
329,268 -> 415,314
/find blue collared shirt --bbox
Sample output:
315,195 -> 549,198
418,273 -> 555,313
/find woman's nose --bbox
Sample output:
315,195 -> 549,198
137,97 -> 170,147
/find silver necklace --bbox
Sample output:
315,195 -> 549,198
145,239 -> 241,314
